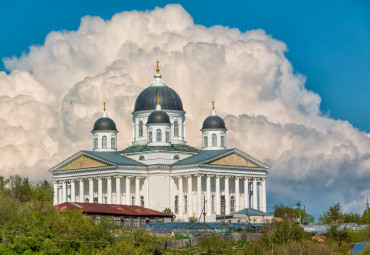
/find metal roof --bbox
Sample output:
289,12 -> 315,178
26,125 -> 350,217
134,86 -> 183,111
83,151 -> 144,166
174,149 -> 234,165
55,202 -> 172,217
120,144 -> 199,154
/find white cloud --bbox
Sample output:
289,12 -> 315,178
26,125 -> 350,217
0,4 -> 368,215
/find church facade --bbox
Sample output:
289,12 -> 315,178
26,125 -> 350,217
49,64 -> 269,221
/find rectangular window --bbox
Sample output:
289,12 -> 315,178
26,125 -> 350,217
94,138 -> 98,149
221,136 -> 225,147
203,136 -> 208,147
111,138 -> 116,149
166,131 -> 170,142
149,131 -> 152,142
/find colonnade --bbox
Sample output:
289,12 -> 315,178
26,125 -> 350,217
173,175 -> 267,218
53,176 -> 145,206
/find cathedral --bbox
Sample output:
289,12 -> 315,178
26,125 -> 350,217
49,63 -> 270,221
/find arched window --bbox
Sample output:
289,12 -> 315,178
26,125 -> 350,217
102,136 -> 107,149
203,135 -> 208,147
111,137 -> 116,149
148,131 -> 152,142
175,196 -> 179,213
212,134 -> 217,146
173,155 -> 180,160
94,138 -> 98,149
139,155 -> 145,160
166,131 -> 170,142
174,121 -> 179,137
221,135 -> 225,147
156,129 -> 162,142
230,196 -> 235,213
140,196 -> 144,207
131,195 -> 135,206
139,121 -> 143,137
212,195 -> 215,213
184,195 -> 187,213
221,195 -> 225,215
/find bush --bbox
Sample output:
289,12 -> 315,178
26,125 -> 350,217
200,232 -> 232,255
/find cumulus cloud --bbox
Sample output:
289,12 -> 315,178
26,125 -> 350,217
1,4 -> 369,215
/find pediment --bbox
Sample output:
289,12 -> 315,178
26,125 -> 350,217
62,155 -> 108,170
209,153 -> 258,167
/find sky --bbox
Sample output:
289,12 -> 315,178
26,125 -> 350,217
0,1 -> 369,219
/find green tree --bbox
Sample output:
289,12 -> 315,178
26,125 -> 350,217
163,208 -> 176,221
263,220 -> 306,246
318,203 -> 343,224
274,203 -> 314,224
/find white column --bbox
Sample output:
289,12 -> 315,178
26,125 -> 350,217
53,182 -> 58,205
206,175 -> 211,216
235,177 -> 240,212
261,179 -> 266,212
89,178 -> 94,203
98,178 -> 103,203
215,176 -> 221,215
252,178 -> 258,209
58,186 -> 62,204
116,177 -> 121,205
244,178 -> 249,208
62,181 -> 67,203
107,177 -> 112,204
178,176 -> 183,218
187,175 -> 193,217
145,177 -> 149,208
197,175 -> 202,216
79,179 -> 84,202
70,180 -> 76,203
225,176 -> 230,215
126,176 -> 131,205
135,177 -> 140,206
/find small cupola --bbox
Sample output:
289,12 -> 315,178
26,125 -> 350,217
146,95 -> 171,146
91,103 -> 118,151
201,101 -> 227,150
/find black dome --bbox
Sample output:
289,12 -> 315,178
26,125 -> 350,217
202,116 -> 226,129
147,110 -> 171,124
93,117 -> 117,131
134,86 -> 183,111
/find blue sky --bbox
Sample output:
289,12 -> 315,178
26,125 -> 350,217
1,0 -> 370,132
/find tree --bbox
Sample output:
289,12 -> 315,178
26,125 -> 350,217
163,208 -> 176,221
318,203 -> 343,224
273,203 -> 314,224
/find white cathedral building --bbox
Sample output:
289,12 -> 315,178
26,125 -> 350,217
50,64 -> 270,221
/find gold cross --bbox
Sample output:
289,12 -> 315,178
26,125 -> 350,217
103,102 -> 106,112
212,100 -> 215,110
156,60 -> 160,74
157,94 -> 160,105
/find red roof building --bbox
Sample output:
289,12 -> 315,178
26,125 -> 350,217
55,202 -> 172,227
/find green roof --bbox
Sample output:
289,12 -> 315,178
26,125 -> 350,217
174,149 -> 234,165
83,151 -> 144,166
229,208 -> 272,216
120,144 -> 199,154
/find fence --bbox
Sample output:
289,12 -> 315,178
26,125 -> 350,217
161,232 -> 263,249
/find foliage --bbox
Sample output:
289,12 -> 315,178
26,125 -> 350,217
273,203 -> 314,224
163,208 -> 176,221
188,216 -> 198,223
99,229 -> 162,255
319,203 -> 343,224
200,232 -> 233,255
361,210 -> 370,224
326,224 -> 350,243
349,225 -> 370,243
262,220 -> 307,246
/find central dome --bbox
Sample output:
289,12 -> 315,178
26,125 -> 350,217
134,86 -> 183,112
147,110 -> 171,124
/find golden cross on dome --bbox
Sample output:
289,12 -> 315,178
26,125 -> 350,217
103,102 -> 106,112
212,100 -> 215,110
156,60 -> 160,74
157,94 -> 160,105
